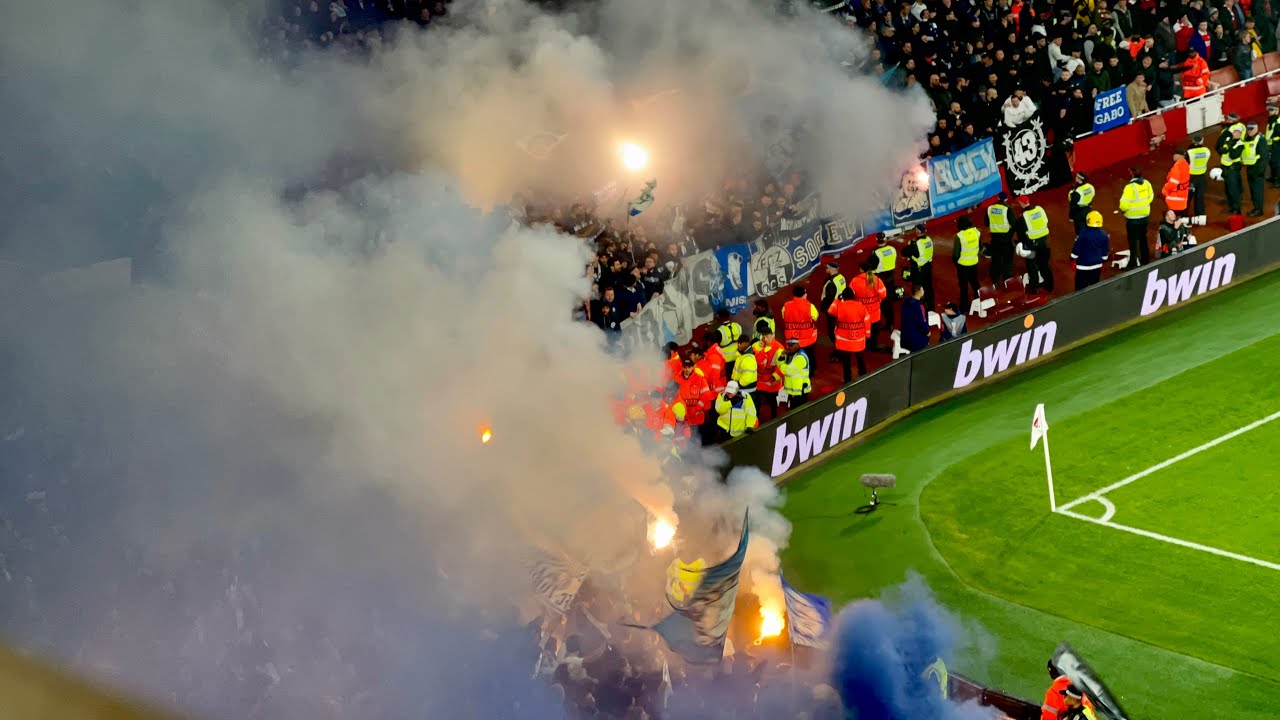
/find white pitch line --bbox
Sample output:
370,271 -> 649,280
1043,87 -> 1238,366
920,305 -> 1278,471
1058,509 -> 1280,572
1058,409 -> 1280,513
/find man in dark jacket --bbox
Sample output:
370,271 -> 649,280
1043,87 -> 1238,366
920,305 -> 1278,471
1070,211 -> 1111,290
1157,210 -> 1191,257
899,285 -> 931,352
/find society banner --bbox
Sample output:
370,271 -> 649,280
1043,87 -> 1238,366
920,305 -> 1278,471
1092,87 -> 1130,133
928,139 -> 1002,216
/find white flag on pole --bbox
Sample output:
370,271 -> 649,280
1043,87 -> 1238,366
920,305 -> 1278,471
1030,403 -> 1049,449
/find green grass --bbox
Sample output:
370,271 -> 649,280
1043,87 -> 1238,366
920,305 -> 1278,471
778,270 -> 1280,720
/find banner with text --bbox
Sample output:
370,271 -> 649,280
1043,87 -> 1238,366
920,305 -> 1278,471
711,244 -> 752,314
1001,114 -> 1050,196
1092,87 -> 1131,133
927,138 -> 1003,215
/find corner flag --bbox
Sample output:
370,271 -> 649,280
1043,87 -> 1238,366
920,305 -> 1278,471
1031,403 -> 1049,449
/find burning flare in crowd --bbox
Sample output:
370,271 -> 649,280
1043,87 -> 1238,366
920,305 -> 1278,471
619,141 -> 649,172
479,425 -> 493,444
756,604 -> 786,645
648,514 -> 677,551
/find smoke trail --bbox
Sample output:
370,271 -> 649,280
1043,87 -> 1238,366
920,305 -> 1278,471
829,575 -> 999,720
0,0 -> 932,717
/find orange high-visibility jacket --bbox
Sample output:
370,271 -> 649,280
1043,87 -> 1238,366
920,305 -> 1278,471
752,339 -> 785,393
781,298 -> 819,347
849,273 -> 888,324
1041,676 -> 1096,720
1163,158 -> 1191,211
828,298 -> 872,352
675,368 -> 713,426
1182,55 -> 1209,98
698,344 -> 727,392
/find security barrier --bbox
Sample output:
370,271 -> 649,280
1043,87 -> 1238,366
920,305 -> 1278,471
722,217 -> 1280,478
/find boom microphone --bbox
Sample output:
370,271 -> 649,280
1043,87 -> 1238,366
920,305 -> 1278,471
859,473 -> 897,489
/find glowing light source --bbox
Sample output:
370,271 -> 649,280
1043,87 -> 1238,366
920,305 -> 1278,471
620,142 -> 650,172
914,169 -> 930,187
479,426 -> 493,444
648,516 -> 677,551
755,606 -> 786,645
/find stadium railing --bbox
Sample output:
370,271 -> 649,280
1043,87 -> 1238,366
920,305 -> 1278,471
723,217 -> 1280,479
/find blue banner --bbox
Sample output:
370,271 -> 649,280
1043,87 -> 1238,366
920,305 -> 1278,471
927,139 -> 1002,216
784,215 -> 828,283
822,216 -> 862,254
711,244 -> 751,314
653,513 -> 749,663
781,576 -> 833,649
1092,87 -> 1130,133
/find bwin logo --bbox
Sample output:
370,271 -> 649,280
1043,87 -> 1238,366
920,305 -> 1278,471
953,315 -> 1057,389
771,392 -> 867,477
1140,248 -> 1235,316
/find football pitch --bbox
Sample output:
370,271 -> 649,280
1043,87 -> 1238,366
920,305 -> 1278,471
779,268 -> 1280,719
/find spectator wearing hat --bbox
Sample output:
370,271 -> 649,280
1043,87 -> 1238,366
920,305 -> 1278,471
1068,173 -> 1096,234
820,261 -> 847,356
1118,167 -> 1155,269
1242,121 -> 1270,216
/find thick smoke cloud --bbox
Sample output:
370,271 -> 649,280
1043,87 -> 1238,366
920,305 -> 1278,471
830,575 -> 998,720
0,0 -> 934,717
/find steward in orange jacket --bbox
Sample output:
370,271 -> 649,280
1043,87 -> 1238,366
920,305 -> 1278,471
697,331 -> 728,392
849,266 -> 887,325
664,344 -> 683,383
674,361 -> 713,428
781,286 -> 820,350
828,287 -> 872,381
750,323 -> 785,421
1181,50 -> 1210,98
1162,150 -> 1191,213
1041,675 -> 1097,720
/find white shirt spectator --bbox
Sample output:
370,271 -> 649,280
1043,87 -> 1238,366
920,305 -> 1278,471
1002,95 -> 1038,127
911,1 -> 928,19
1048,39 -> 1070,73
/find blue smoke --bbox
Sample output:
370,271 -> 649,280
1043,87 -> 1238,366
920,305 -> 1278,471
829,575 -> 997,720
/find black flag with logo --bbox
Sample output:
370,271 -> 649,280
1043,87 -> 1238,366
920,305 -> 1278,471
1001,113 -> 1050,196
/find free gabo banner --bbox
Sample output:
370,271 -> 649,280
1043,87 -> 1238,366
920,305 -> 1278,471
1092,87 -> 1130,133
927,138 -> 1002,216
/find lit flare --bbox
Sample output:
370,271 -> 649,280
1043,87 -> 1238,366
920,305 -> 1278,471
479,426 -> 493,444
648,516 -> 677,551
755,606 -> 785,645
620,142 -> 649,172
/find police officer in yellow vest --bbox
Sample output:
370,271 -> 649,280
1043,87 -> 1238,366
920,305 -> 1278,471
714,380 -> 758,440
1216,114 -> 1246,215
777,337 -> 811,410
714,308 -> 742,377
1118,167 -> 1154,269
902,223 -> 935,308
820,261 -> 847,354
873,233 -> 899,333
1186,134 -> 1211,222
1267,104 -> 1280,188
953,217 -> 981,309
985,193 -> 1014,285
1016,196 -> 1054,292
1242,121 -> 1270,216
1068,173 -> 1096,234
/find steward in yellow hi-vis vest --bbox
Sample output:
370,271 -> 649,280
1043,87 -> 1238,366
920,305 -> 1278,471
902,223 -> 935,308
1068,172 -> 1095,233
1186,133 -> 1211,221
1118,167 -> 1154,269
953,216 -> 982,310
1242,121 -> 1270,216
985,193 -> 1015,285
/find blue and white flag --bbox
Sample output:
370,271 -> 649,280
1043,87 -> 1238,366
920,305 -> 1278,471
711,244 -> 751,314
927,139 -> 1002,216
1092,87 -> 1130,133
522,548 -> 587,616
628,180 -> 658,217
653,513 -> 749,663
781,576 -> 833,649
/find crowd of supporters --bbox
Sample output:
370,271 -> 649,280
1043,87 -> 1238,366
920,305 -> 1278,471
841,0 -> 1276,151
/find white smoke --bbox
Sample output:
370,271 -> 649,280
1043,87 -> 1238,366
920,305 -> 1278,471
0,0 -> 931,715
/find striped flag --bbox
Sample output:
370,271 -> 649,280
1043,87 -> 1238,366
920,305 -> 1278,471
782,576 -> 833,649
